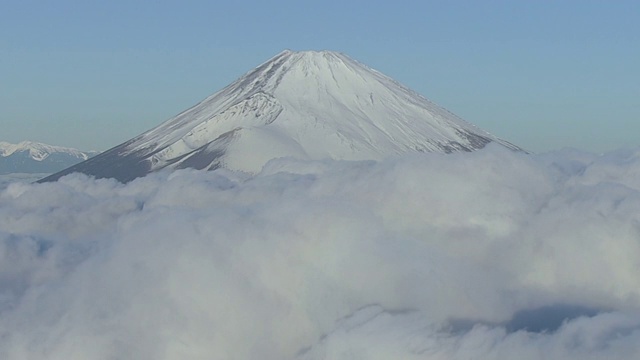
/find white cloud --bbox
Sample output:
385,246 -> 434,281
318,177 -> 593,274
0,145 -> 639,359
0,174 -> 46,191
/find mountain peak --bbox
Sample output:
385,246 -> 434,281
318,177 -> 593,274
0,140 -> 93,161
228,49 -> 355,94
41,50 -> 521,183
277,49 -> 342,56
1,140 -> 98,175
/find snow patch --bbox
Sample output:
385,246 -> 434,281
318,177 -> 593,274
0,141 -> 93,161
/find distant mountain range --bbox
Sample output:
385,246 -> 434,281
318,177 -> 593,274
42,50 -> 521,183
0,141 -> 98,175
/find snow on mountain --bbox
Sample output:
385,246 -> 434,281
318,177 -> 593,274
0,141 -> 92,161
0,141 -> 97,175
41,50 -> 521,183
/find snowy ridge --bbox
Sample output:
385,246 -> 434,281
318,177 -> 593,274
0,141 -> 92,161
1,141 -> 99,175
42,50 -> 521,182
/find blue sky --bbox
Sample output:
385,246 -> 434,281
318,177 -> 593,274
1,0 -> 638,152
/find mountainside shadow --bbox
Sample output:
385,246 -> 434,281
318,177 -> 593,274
448,304 -> 603,334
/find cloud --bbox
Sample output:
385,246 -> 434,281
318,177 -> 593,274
1,145 -> 639,359
296,306 -> 640,360
0,174 -> 45,191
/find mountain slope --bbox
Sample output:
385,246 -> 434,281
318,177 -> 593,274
41,50 -> 520,183
0,141 -> 97,175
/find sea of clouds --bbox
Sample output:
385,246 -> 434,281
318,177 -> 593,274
1,144 -> 639,359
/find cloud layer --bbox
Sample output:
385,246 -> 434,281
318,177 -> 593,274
1,145 -> 639,359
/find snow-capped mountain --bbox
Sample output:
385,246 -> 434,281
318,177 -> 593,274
41,50 -> 520,183
0,141 -> 97,175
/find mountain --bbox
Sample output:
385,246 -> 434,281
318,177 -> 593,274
0,141 -> 98,175
41,50 -> 521,183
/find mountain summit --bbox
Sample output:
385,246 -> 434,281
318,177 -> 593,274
1,141 -> 97,175
41,50 -> 520,182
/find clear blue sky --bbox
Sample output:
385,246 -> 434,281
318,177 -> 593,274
2,0 -> 638,153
